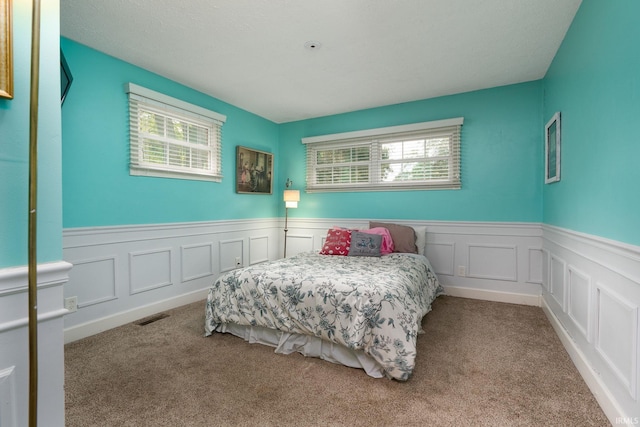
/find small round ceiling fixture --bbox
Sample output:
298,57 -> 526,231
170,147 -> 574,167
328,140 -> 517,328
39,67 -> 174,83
304,41 -> 322,51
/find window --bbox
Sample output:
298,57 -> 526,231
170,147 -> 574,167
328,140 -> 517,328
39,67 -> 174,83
302,117 -> 463,192
126,83 -> 226,181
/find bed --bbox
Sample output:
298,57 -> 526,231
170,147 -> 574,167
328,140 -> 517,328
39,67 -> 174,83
204,224 -> 443,381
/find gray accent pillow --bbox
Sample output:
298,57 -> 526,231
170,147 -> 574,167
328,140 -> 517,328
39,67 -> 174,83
348,231 -> 383,257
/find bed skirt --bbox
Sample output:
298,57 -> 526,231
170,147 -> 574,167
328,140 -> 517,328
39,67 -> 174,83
212,323 -> 386,378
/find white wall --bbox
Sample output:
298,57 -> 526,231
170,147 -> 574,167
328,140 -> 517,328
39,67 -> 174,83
62,218 -> 542,344
542,225 -> 640,423
62,219 -> 280,342
63,218 -> 640,422
286,219 -> 543,306
0,262 -> 71,427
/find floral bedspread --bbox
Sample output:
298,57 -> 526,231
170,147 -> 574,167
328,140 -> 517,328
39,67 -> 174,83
204,252 -> 442,380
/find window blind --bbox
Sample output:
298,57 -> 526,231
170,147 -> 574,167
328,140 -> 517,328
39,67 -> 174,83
126,83 -> 226,182
303,118 -> 463,192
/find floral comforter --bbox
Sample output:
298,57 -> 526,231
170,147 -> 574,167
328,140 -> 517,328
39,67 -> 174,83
204,251 -> 442,380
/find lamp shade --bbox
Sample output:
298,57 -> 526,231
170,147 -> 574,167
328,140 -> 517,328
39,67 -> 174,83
283,190 -> 300,208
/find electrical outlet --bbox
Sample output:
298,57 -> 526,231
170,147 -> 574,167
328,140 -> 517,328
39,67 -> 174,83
64,296 -> 78,313
235,257 -> 241,267
457,266 -> 466,277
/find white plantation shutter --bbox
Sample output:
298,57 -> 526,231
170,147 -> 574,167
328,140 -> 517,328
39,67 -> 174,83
126,83 -> 226,181
303,118 -> 463,192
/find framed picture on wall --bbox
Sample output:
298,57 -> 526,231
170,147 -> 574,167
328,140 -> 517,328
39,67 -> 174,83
545,112 -> 561,184
236,146 -> 273,194
60,49 -> 73,104
0,0 -> 13,100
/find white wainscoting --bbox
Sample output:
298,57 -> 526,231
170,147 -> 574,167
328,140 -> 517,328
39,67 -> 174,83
62,218 -> 639,422
0,366 -> 17,427
63,218 -> 544,343
64,217 -> 640,420
62,219 -> 280,343
285,219 -> 543,306
0,261 -> 72,427
542,225 -> 640,424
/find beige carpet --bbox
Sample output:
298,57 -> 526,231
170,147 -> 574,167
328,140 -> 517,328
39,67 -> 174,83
64,296 -> 609,426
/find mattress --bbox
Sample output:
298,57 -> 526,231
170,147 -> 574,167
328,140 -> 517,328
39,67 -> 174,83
205,251 -> 442,380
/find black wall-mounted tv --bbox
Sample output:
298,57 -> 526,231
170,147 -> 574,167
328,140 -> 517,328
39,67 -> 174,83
60,50 -> 73,105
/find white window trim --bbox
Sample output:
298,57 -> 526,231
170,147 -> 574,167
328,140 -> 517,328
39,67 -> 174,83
301,117 -> 463,145
302,117 -> 464,193
126,83 -> 227,182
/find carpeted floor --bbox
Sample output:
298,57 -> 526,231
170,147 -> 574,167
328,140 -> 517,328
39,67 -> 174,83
64,296 -> 609,426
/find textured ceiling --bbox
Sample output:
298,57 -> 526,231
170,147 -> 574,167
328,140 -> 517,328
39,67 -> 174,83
60,0 -> 582,123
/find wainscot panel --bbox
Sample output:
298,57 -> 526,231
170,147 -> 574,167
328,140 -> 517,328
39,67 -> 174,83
0,366 -> 17,426
65,219 -> 640,421
69,256 -> 117,308
542,225 -> 640,425
287,234 -> 315,256
249,236 -> 270,265
0,261 -> 72,427
219,238 -> 244,273
286,219 -> 543,306
181,243 -> 214,282
129,248 -> 173,294
63,219 -> 280,343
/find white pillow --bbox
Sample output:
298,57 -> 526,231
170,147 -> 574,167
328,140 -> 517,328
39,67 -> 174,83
412,226 -> 427,256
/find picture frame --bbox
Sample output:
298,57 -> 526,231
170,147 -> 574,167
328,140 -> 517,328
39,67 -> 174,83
0,0 -> 13,99
60,49 -> 73,105
236,146 -> 273,194
545,112 -> 561,184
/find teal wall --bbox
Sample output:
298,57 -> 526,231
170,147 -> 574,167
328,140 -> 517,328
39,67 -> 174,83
61,1 -> 640,247
0,2 -> 62,268
543,0 -> 640,246
279,82 -> 543,222
61,38 -> 280,228
62,39 -> 543,228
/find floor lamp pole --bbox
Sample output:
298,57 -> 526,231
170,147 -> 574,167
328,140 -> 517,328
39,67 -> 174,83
283,207 -> 289,258
28,0 -> 42,425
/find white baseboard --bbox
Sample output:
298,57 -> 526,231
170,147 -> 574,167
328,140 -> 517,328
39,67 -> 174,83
542,297 -> 625,426
442,285 -> 541,307
64,288 -> 209,344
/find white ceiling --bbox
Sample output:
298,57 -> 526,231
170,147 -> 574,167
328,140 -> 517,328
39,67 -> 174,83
60,0 -> 582,124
